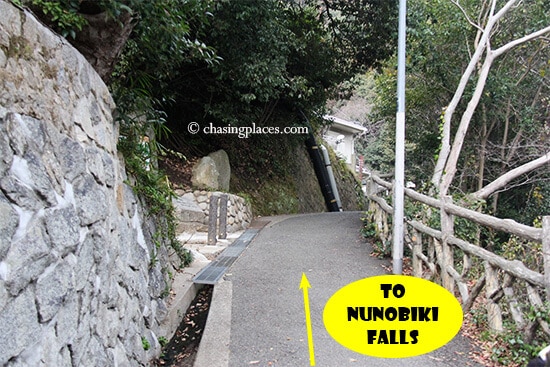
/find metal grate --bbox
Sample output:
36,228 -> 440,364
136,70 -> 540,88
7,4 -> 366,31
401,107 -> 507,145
193,228 -> 259,285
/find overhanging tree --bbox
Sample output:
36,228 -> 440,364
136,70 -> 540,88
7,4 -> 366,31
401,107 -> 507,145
366,0 -> 549,223
431,0 -> 550,197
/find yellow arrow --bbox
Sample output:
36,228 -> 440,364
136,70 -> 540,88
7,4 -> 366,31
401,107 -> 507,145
300,273 -> 316,366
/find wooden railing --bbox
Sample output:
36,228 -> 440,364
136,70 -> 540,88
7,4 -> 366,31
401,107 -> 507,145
364,172 -> 550,343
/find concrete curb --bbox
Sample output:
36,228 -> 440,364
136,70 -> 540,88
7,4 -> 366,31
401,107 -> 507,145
194,279 -> 232,367
158,261 -> 208,341
158,229 -> 244,342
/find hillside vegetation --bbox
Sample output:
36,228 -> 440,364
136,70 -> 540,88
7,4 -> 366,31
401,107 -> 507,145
15,0 -> 395,214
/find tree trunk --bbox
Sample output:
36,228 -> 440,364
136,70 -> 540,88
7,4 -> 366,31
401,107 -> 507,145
71,10 -> 135,81
431,1 -> 550,196
431,0 -> 517,189
492,99 -> 512,212
439,50 -> 496,195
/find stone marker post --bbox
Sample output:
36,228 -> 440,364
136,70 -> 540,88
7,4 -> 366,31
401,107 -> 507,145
219,194 -> 228,240
208,195 -> 219,245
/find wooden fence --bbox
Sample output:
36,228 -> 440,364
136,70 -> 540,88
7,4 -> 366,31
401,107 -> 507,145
365,172 -> 550,343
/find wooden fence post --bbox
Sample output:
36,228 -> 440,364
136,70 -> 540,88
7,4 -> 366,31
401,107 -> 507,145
502,274 -> 525,330
427,237 -> 436,267
484,261 -> 504,332
543,216 -> 550,299
366,174 -> 380,197
440,196 -> 455,293
411,228 -> 423,277
208,194 -> 219,246
219,194 -> 228,240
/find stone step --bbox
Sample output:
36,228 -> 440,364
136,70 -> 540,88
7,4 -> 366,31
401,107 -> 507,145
173,195 -> 206,233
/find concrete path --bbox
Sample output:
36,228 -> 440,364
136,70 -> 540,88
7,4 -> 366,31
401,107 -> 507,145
195,212 -> 482,367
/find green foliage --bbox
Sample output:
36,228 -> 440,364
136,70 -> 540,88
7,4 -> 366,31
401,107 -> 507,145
110,0 -> 218,110
469,305 -> 488,330
117,107 -> 192,268
232,173 -> 299,216
340,73 -> 378,102
15,0 -> 87,38
284,3 -> 344,108
360,216 -> 378,238
320,0 -> 398,72
482,321 -> 549,367
141,336 -> 151,351
165,0 -> 342,128
158,336 -> 168,348
497,183 -> 550,227
257,180 -> 300,215
161,0 -> 397,135
365,0 -> 550,222
208,1 -> 291,104
500,216 -> 544,272
470,300 -> 550,366
363,119 -> 396,174
489,332 -> 531,366
227,125 -> 304,216
361,214 -> 392,258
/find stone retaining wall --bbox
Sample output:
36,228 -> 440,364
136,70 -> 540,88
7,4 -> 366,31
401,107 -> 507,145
0,2 -> 171,365
175,190 -> 252,233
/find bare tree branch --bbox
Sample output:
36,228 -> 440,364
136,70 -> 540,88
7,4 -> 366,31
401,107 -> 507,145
494,25 -> 550,57
473,151 -> 550,199
431,0 -> 518,189
435,0 -> 550,196
450,0 -> 483,32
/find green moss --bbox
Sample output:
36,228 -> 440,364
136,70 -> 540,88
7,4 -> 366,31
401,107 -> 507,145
141,336 -> 151,351
251,179 -> 300,216
326,144 -> 366,211
8,36 -> 33,59
229,140 -> 365,215
119,133 -> 192,269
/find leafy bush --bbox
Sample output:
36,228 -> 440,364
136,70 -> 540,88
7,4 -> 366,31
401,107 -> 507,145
117,105 -> 192,268
481,322 -> 549,367
499,217 -> 543,272
361,214 -> 392,258
14,0 -> 87,38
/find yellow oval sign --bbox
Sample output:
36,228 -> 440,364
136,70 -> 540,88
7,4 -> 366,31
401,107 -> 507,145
323,275 -> 463,358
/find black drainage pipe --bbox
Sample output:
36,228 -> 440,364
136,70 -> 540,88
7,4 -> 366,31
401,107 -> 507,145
301,112 -> 339,212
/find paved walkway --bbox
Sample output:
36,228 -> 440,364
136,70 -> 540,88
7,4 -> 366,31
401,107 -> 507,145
195,212 -> 482,367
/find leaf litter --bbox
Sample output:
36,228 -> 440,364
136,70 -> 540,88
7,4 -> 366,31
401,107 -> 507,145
154,285 -> 213,367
